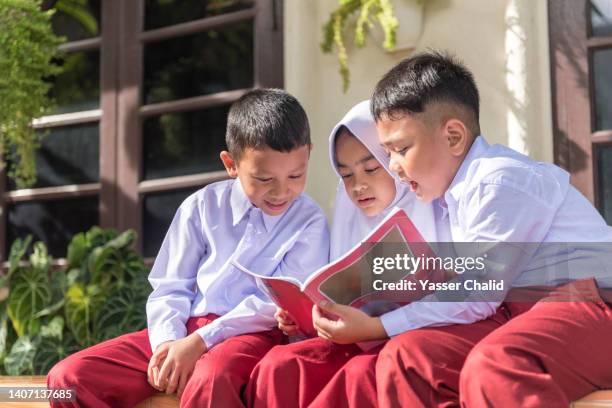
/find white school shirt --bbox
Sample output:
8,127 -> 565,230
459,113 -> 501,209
146,179 -> 330,351
381,136 -> 612,336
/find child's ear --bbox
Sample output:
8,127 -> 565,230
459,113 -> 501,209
444,119 -> 469,157
220,151 -> 238,178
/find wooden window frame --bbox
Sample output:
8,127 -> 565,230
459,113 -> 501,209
0,0 -> 284,261
549,0 -> 612,210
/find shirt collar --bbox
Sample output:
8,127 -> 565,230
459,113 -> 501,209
445,135 -> 489,204
230,179 -> 288,232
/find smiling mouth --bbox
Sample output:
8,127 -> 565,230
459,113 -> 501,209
265,200 -> 288,209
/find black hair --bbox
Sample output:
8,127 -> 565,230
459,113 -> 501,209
225,88 -> 310,161
371,50 -> 480,132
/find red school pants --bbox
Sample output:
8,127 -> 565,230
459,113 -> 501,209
245,309 -> 507,408
247,279 -> 612,408
376,278 -> 612,408
47,314 -> 283,408
245,337 -> 378,408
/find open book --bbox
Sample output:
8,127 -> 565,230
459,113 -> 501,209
232,208 -> 444,337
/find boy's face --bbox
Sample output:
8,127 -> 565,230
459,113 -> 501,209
335,130 -> 396,217
377,112 -> 466,203
220,145 -> 310,216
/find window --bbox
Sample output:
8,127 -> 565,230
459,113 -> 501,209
549,0 -> 612,224
0,0 -> 283,259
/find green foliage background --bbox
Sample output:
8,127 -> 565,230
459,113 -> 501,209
0,228 -> 151,375
0,0 -> 64,188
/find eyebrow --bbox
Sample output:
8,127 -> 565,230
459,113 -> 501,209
337,153 -> 376,168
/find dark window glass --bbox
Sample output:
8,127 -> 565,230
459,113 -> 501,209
49,50 -> 100,114
7,196 -> 99,257
143,106 -> 228,180
593,48 -> 612,131
591,0 -> 612,37
50,0 -> 102,42
597,146 -> 612,225
8,123 -> 99,190
143,21 -> 253,104
144,0 -> 254,30
142,187 -> 201,257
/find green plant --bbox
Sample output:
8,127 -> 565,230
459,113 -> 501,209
0,227 -> 151,375
322,0 -> 399,92
0,0 -> 64,188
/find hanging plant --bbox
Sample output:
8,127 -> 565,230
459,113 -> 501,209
321,0 -> 399,92
0,0 -> 64,188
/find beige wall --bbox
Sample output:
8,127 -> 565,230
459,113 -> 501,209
285,0 -> 553,216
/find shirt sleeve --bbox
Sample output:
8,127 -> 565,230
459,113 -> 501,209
381,180 -> 559,337
146,195 -> 207,351
196,211 -> 330,349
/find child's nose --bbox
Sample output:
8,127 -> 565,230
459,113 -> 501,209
389,156 -> 402,174
272,179 -> 289,195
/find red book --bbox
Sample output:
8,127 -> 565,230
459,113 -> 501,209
232,208 -> 444,338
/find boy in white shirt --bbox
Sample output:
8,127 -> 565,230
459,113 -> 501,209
310,51 -> 612,407
47,89 -> 329,408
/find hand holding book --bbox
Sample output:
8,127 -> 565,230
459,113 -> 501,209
312,301 -> 387,344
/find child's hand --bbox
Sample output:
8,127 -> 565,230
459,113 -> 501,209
147,333 -> 207,397
274,308 -> 300,336
148,342 -> 169,391
312,302 -> 388,344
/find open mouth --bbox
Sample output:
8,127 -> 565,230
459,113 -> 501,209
357,197 -> 376,207
409,181 -> 419,193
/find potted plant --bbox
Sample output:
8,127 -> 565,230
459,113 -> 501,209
321,0 -> 425,92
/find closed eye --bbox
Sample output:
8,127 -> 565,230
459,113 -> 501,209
340,173 -> 353,179
289,173 -> 304,180
365,166 -> 381,174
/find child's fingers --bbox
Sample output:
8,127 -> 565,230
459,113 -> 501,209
165,366 -> 180,395
316,328 -> 333,340
313,305 -> 338,333
279,323 -> 299,336
157,357 -> 174,390
275,309 -> 295,325
148,351 -> 167,389
149,365 -> 162,390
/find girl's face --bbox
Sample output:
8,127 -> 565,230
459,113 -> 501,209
335,129 -> 396,217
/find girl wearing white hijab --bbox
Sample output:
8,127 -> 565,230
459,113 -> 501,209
248,101 -> 437,408
329,99 -> 437,260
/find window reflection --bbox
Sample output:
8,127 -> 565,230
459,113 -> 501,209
7,196 -> 99,257
597,146 -> 612,225
143,21 -> 253,104
591,0 -> 612,37
8,123 -> 99,190
142,187 -> 201,257
145,0 -> 254,30
143,106 -> 228,180
48,50 -> 100,114
49,0 -> 101,41
592,48 -> 612,131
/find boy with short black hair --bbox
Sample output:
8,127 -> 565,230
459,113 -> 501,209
48,88 -> 330,408
306,50 -> 612,407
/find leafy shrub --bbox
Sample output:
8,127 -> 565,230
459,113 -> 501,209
0,227 -> 151,375
0,0 -> 64,188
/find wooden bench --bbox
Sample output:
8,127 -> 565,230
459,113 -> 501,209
0,376 -> 609,407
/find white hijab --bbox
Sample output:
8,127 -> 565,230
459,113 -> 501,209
329,100 -> 437,260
